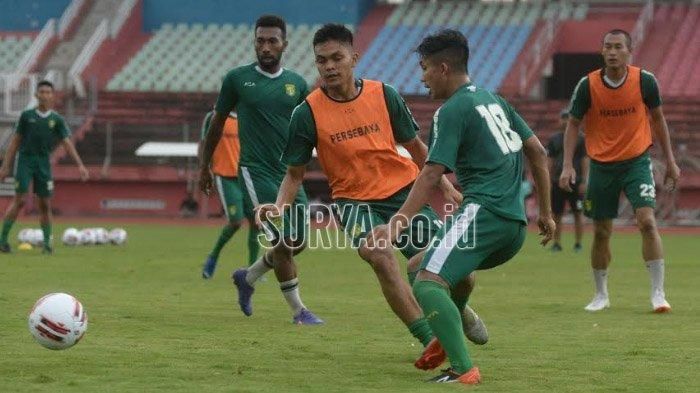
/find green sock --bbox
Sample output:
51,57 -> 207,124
452,292 -> 468,317
413,280 -> 473,373
0,219 -> 14,244
408,317 -> 434,347
210,225 -> 237,259
407,270 -> 418,286
247,227 -> 260,266
41,223 -> 51,247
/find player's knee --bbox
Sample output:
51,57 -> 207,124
636,214 -> 657,235
593,222 -> 611,240
358,245 -> 391,270
227,221 -> 242,231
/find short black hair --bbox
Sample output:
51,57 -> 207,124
603,29 -> 632,50
36,80 -> 54,90
313,23 -> 353,47
416,29 -> 469,74
255,14 -> 286,39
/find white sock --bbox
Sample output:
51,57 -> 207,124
280,278 -> 305,315
593,269 -> 608,297
646,259 -> 665,293
245,254 -> 273,286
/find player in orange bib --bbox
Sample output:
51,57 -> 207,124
560,29 -> 680,313
200,110 -> 260,279
257,24 -> 488,363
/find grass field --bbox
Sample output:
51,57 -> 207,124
0,222 -> 698,392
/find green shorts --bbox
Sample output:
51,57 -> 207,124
214,175 -> 249,222
239,166 -> 308,244
420,203 -> 526,288
14,155 -> 53,197
585,152 -> 656,220
334,185 -> 442,259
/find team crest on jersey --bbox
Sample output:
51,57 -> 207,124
285,84 -> 296,96
48,119 -> 55,129
228,205 -> 237,216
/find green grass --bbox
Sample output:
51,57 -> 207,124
0,222 -> 698,392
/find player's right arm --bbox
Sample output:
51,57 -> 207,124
198,111 -> 214,162
0,134 -> 21,180
560,77 -> 589,192
0,111 -> 27,180
200,72 -> 238,194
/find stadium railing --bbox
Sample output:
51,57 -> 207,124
69,19 -> 109,98
111,0 -> 138,39
58,0 -> 86,40
11,19 -> 56,88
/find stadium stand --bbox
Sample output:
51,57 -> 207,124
105,22 -> 339,92
355,0 -> 589,95
0,36 -> 33,73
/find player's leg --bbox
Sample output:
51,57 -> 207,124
202,176 -> 243,279
414,204 -> 523,384
622,154 -> 669,312
243,195 -> 260,266
583,160 -> 621,311
0,193 -> 28,252
34,163 -> 54,253
572,192 -> 584,252
232,167 -> 320,322
550,186 -> 565,251
1,159 -> 31,251
405,204 -> 487,346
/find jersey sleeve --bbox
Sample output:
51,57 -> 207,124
215,70 -> 238,115
200,111 -> 213,141
282,102 -> 317,166
568,76 -> 590,120
382,84 -> 418,143
14,111 -> 27,136
641,70 -> 662,109
57,116 -> 70,139
426,104 -> 461,173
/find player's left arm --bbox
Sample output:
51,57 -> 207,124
649,107 -> 680,190
60,138 -> 89,181
643,71 -> 680,190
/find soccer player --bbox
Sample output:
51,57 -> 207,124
372,29 -> 555,384
547,110 -> 588,252
258,24 -> 487,366
560,29 -> 680,312
0,80 -> 89,253
199,109 -> 260,279
199,15 -> 322,324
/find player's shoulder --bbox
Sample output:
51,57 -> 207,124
223,63 -> 256,80
290,99 -> 313,120
19,108 -> 34,118
49,110 -> 66,121
639,68 -> 659,83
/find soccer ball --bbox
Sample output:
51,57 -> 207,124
62,228 -> 80,246
78,229 -> 96,245
93,228 -> 109,245
18,228 -> 32,243
109,228 -> 127,245
29,229 -> 44,246
28,293 -> 88,350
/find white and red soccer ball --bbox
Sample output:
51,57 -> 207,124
28,293 -> 88,350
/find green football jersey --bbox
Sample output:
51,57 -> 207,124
215,63 -> 309,175
15,108 -> 70,157
427,83 -> 534,224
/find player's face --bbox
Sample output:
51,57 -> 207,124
254,27 -> 287,70
35,85 -> 54,107
314,40 -> 358,88
601,33 -> 630,69
419,57 -> 447,99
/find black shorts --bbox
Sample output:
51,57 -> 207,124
551,184 -> 583,215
